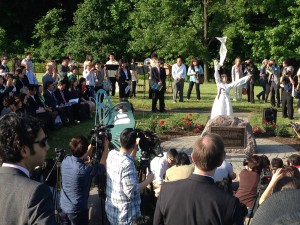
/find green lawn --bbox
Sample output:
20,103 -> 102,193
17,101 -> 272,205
42,75 -> 298,158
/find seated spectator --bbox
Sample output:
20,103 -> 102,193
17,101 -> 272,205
214,154 -> 236,182
78,77 -> 95,117
27,85 -> 55,131
251,189 -> 300,225
22,61 -> 38,86
287,154 -> 300,171
54,80 -> 78,124
133,216 -> 152,225
43,81 -> 69,126
259,166 -> 300,205
270,157 -> 284,173
235,155 -> 262,217
1,95 -> 14,116
14,66 -> 29,95
60,135 -> 109,225
165,152 -> 194,182
67,78 -> 90,120
150,148 -> 178,189
214,153 -> 236,194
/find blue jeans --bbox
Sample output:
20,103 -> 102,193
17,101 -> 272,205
60,210 -> 88,225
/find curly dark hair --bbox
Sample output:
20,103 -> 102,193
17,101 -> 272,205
0,113 -> 42,163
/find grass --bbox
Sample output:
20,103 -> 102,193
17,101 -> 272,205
41,74 -> 298,158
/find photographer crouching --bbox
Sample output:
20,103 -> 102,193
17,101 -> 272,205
59,135 -> 109,225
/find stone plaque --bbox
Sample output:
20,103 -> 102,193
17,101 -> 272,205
210,126 -> 246,148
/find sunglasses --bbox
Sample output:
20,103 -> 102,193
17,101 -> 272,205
33,135 -> 48,147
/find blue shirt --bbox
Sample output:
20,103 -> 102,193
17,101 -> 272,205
60,155 -> 104,213
187,66 -> 204,82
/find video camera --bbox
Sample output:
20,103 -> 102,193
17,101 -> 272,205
136,129 -> 163,161
89,124 -> 113,160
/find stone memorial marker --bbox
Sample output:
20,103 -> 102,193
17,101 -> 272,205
201,115 -> 256,154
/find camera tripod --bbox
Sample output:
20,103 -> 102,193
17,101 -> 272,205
137,158 -> 156,217
45,152 -> 64,224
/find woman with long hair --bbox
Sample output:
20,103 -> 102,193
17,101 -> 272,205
187,58 -> 203,101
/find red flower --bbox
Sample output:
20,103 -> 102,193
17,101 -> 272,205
185,121 -> 191,126
263,120 -> 268,124
193,128 -> 200,133
189,113 -> 193,117
195,123 -> 203,129
272,123 -> 276,127
182,117 -> 185,120
159,120 -> 165,126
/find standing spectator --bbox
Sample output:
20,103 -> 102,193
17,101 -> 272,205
106,53 -> 119,96
231,57 -> 243,101
150,59 -> 163,112
186,59 -> 203,101
256,59 -> 268,102
0,113 -> 57,225
244,59 -> 256,104
153,133 -> 244,225
21,52 -> 34,72
266,59 -> 281,108
105,128 -> 154,225
118,59 -> 131,102
67,53 -> 76,68
172,55 -> 186,103
58,57 -> 70,84
60,136 -> 109,225
130,61 -> 138,98
94,61 -> 105,93
280,64 -> 294,119
82,61 -> 95,98
23,61 -> 38,86
1,56 -> 10,72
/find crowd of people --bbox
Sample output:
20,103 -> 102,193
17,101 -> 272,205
1,112 -> 300,225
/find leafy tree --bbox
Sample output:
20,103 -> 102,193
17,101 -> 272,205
29,8 -> 67,61
66,0 -> 133,62
0,27 -> 9,56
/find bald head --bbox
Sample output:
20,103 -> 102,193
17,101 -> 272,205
192,133 -> 225,171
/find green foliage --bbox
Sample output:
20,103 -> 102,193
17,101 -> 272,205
275,124 -> 291,137
29,8 -> 67,60
66,0 -> 133,61
0,27 -> 8,55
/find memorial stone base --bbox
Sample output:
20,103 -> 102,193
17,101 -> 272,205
201,115 -> 256,154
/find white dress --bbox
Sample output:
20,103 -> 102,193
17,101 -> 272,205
210,69 -> 250,120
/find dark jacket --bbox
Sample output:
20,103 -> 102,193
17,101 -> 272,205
154,174 -> 243,225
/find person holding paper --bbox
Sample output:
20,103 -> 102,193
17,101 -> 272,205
210,60 -> 251,120
118,59 -> 132,102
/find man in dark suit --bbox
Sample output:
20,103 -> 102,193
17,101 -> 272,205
150,59 -> 166,112
0,113 -> 57,225
43,81 -> 69,126
153,133 -> 244,225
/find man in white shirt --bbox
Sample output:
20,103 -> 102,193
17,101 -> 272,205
22,61 -> 38,86
21,52 -> 34,72
83,61 -> 95,98
106,53 -> 119,96
172,56 -> 186,103
150,149 -> 178,190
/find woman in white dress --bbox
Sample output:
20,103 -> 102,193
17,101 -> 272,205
211,60 -> 252,120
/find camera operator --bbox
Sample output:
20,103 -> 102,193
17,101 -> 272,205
280,62 -> 294,119
235,155 -> 262,217
105,128 -> 154,225
59,135 -> 109,225
244,59 -> 256,104
266,59 -> 281,107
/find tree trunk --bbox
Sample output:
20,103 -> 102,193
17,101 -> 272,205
203,0 -> 209,83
